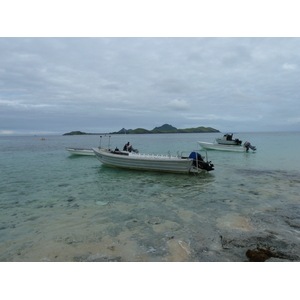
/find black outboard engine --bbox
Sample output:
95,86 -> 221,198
244,141 -> 257,151
189,152 -> 214,171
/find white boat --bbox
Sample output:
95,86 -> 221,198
66,147 -> 95,156
92,147 -> 214,174
215,133 -> 242,145
198,141 -> 257,152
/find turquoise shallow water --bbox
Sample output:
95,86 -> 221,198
1,132 -> 300,261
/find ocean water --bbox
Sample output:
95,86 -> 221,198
1,132 -> 300,262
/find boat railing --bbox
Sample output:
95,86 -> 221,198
99,135 -> 112,149
130,152 -> 180,159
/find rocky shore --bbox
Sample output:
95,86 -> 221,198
68,204 -> 300,262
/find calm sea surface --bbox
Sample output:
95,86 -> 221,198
1,132 -> 300,261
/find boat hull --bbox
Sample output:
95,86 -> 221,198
66,148 -> 95,156
93,148 -> 198,173
198,141 -> 248,152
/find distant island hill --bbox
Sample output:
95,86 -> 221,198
63,124 -> 220,135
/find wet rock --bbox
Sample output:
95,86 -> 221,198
246,248 -> 277,262
67,197 -> 75,202
217,228 -> 300,262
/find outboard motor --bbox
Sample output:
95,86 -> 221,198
244,141 -> 257,151
189,152 -> 214,171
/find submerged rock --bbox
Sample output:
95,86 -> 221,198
96,201 -> 108,206
73,253 -> 122,262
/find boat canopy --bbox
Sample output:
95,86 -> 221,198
188,151 -> 202,160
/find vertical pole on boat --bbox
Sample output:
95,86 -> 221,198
124,128 -> 127,146
108,135 -> 111,150
99,136 -> 102,148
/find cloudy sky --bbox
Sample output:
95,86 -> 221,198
1,5 -> 299,135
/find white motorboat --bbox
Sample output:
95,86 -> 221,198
92,147 -> 214,174
197,141 -> 257,152
66,147 -> 95,156
215,133 -> 242,145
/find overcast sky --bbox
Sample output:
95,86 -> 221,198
1,15 -> 300,135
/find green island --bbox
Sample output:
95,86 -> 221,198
63,124 -> 219,135
63,131 -> 101,136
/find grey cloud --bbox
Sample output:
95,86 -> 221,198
1,37 -> 300,135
